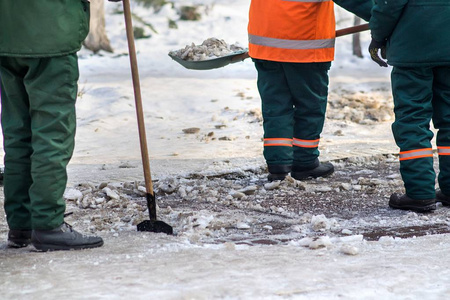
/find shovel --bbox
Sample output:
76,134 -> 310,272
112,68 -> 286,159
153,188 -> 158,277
121,0 -> 173,234
169,23 -> 370,70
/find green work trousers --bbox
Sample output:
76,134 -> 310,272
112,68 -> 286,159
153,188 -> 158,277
391,66 -> 450,199
254,60 -> 331,169
0,54 -> 78,230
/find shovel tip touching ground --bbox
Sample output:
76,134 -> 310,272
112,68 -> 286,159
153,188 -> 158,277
137,220 -> 174,235
136,193 -> 174,235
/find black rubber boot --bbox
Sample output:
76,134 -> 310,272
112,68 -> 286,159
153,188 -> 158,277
436,189 -> 450,206
8,229 -> 32,248
291,161 -> 334,180
389,193 -> 436,213
267,164 -> 291,182
31,223 -> 104,251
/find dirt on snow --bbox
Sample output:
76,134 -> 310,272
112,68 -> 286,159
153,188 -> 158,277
0,154 -> 442,250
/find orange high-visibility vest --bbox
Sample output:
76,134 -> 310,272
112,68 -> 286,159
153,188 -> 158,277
248,0 -> 336,63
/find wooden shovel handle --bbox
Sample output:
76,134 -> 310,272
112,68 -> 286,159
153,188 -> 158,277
122,0 -> 154,195
336,23 -> 370,37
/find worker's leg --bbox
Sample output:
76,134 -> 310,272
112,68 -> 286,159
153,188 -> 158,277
25,54 -> 79,230
391,66 -> 435,200
432,66 -> 450,196
0,57 -> 33,231
284,62 -> 330,169
283,62 -> 334,179
254,59 -> 294,178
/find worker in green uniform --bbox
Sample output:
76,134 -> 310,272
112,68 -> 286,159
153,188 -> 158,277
369,0 -> 450,212
248,0 -> 373,182
0,0 -> 103,250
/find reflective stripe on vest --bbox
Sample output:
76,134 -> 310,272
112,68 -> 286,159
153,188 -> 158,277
248,34 -> 335,50
264,138 -> 293,147
248,0 -> 335,63
438,146 -> 450,155
399,148 -> 433,161
293,138 -> 320,148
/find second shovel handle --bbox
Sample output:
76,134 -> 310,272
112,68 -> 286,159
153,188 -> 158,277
336,23 -> 370,37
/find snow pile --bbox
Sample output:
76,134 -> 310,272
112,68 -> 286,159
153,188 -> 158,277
169,37 -> 245,61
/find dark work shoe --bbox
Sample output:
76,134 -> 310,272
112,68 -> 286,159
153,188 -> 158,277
291,162 -> 334,180
31,223 -> 103,251
268,173 -> 288,182
436,189 -> 450,206
267,164 -> 291,182
389,193 -> 436,213
8,229 -> 32,248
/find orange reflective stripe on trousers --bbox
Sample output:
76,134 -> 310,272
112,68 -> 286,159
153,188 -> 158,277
399,148 -> 433,161
293,138 -> 320,148
438,146 -> 450,155
263,138 -> 293,147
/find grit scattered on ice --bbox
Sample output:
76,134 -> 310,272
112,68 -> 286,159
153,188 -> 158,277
60,154 -> 450,247
1,1 -> 450,299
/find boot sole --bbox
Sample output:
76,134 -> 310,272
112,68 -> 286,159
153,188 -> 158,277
7,240 -> 31,248
32,240 -> 104,251
389,202 -> 436,213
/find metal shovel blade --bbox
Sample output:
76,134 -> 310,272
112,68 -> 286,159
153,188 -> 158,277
168,49 -> 248,70
136,193 -> 173,235
137,220 -> 173,234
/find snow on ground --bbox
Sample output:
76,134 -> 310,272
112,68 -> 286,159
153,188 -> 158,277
1,1 -> 450,299
71,0 -> 396,169
2,232 -> 450,299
